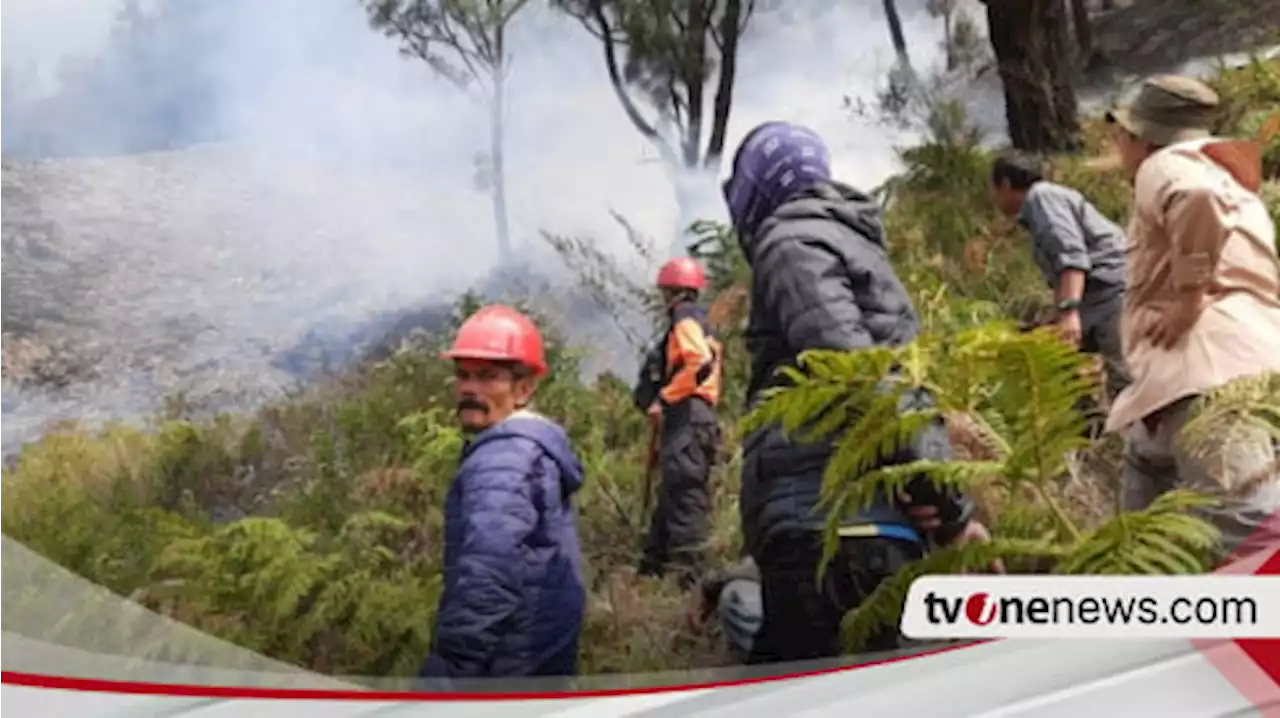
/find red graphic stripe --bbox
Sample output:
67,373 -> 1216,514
1192,510 -> 1280,715
0,641 -> 983,701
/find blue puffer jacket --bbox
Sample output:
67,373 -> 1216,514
420,410 -> 587,679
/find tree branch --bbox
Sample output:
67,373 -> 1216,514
681,0 -> 711,167
587,0 -> 679,164
738,0 -> 756,35
704,0 -> 742,167
368,0 -> 494,94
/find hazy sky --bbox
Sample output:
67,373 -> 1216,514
0,0 -> 985,447
1,0 -> 986,325
0,0 -> 979,328
2,0 -> 118,83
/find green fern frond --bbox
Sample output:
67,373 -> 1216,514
988,488 -> 1062,542
924,333 -> 992,411
1057,490 -> 1221,575
1177,372 -> 1280,462
983,330 -> 1096,483
739,347 -> 900,436
1144,488 -> 1225,515
820,459 -> 1002,518
735,320 -> 1174,647
795,385 -> 892,446
964,409 -> 1015,458
839,538 -> 1071,652
816,457 -> 1003,582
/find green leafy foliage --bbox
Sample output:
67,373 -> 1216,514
143,514 -> 439,675
1178,371 -> 1280,455
1,284 -> 746,675
741,322 -> 1227,651
552,0 -> 753,168
363,0 -> 530,91
5,58 -> 1280,676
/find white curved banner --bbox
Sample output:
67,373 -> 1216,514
3,534 -> 1277,716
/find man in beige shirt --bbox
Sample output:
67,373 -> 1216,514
1105,74 -> 1280,560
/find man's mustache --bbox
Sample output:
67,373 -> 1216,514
457,397 -> 490,414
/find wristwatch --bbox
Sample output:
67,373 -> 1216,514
1056,297 -> 1082,314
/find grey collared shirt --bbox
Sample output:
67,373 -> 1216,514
1018,181 -> 1128,309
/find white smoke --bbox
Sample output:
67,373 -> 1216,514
1,0 -> 982,455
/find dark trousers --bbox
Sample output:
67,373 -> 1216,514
746,531 -> 924,665
639,398 -> 720,589
1078,292 -> 1132,437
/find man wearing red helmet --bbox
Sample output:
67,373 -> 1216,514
420,304 -> 587,682
633,256 -> 724,590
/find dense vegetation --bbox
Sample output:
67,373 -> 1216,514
4,57 -> 1280,679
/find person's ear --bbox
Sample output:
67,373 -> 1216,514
512,374 -> 537,408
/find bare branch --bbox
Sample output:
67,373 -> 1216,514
670,6 -> 687,35
553,0 -> 755,169
669,82 -> 686,129
739,0 -> 756,35
705,0 -> 742,166
363,0 -> 530,97
586,0 -> 678,163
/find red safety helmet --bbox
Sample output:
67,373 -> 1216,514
656,257 -> 707,291
439,304 -> 548,377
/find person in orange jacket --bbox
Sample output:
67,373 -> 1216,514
633,257 -> 725,590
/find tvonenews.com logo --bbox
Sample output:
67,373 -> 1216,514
899,576 -> 1279,639
923,590 -> 1258,627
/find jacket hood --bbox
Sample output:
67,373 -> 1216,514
467,409 -> 585,496
724,121 -> 833,238
741,180 -> 887,257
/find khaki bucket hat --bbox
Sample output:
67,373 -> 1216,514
1105,74 -> 1221,146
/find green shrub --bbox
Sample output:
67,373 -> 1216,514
740,323 -> 1227,650
4,58 -> 1279,677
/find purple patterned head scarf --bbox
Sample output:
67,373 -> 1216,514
722,121 -> 832,237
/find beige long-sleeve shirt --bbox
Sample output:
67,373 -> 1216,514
1106,137 -> 1280,433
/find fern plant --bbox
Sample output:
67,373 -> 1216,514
741,321 -> 1222,651
1178,371 -> 1280,462
1176,371 -> 1280,505
142,515 -> 438,676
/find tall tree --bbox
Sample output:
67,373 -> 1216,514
926,0 -> 953,70
1068,0 -> 1094,69
935,1 -> 985,74
555,0 -> 753,170
982,0 -> 1081,152
364,0 -> 530,266
883,0 -> 911,68
553,0 -> 755,256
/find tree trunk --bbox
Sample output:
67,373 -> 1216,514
1069,0 -> 1093,69
680,2 -> 709,168
943,10 -> 956,71
883,0 -> 911,66
490,26 -> 514,266
985,0 -> 1081,152
703,0 -> 742,170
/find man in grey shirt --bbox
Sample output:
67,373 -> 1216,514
990,151 -> 1132,412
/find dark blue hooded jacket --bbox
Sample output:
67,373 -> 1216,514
420,410 -> 587,680
724,121 -> 974,556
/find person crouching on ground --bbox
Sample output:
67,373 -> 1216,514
989,150 -> 1133,426
420,304 -> 587,681
689,557 -> 763,663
